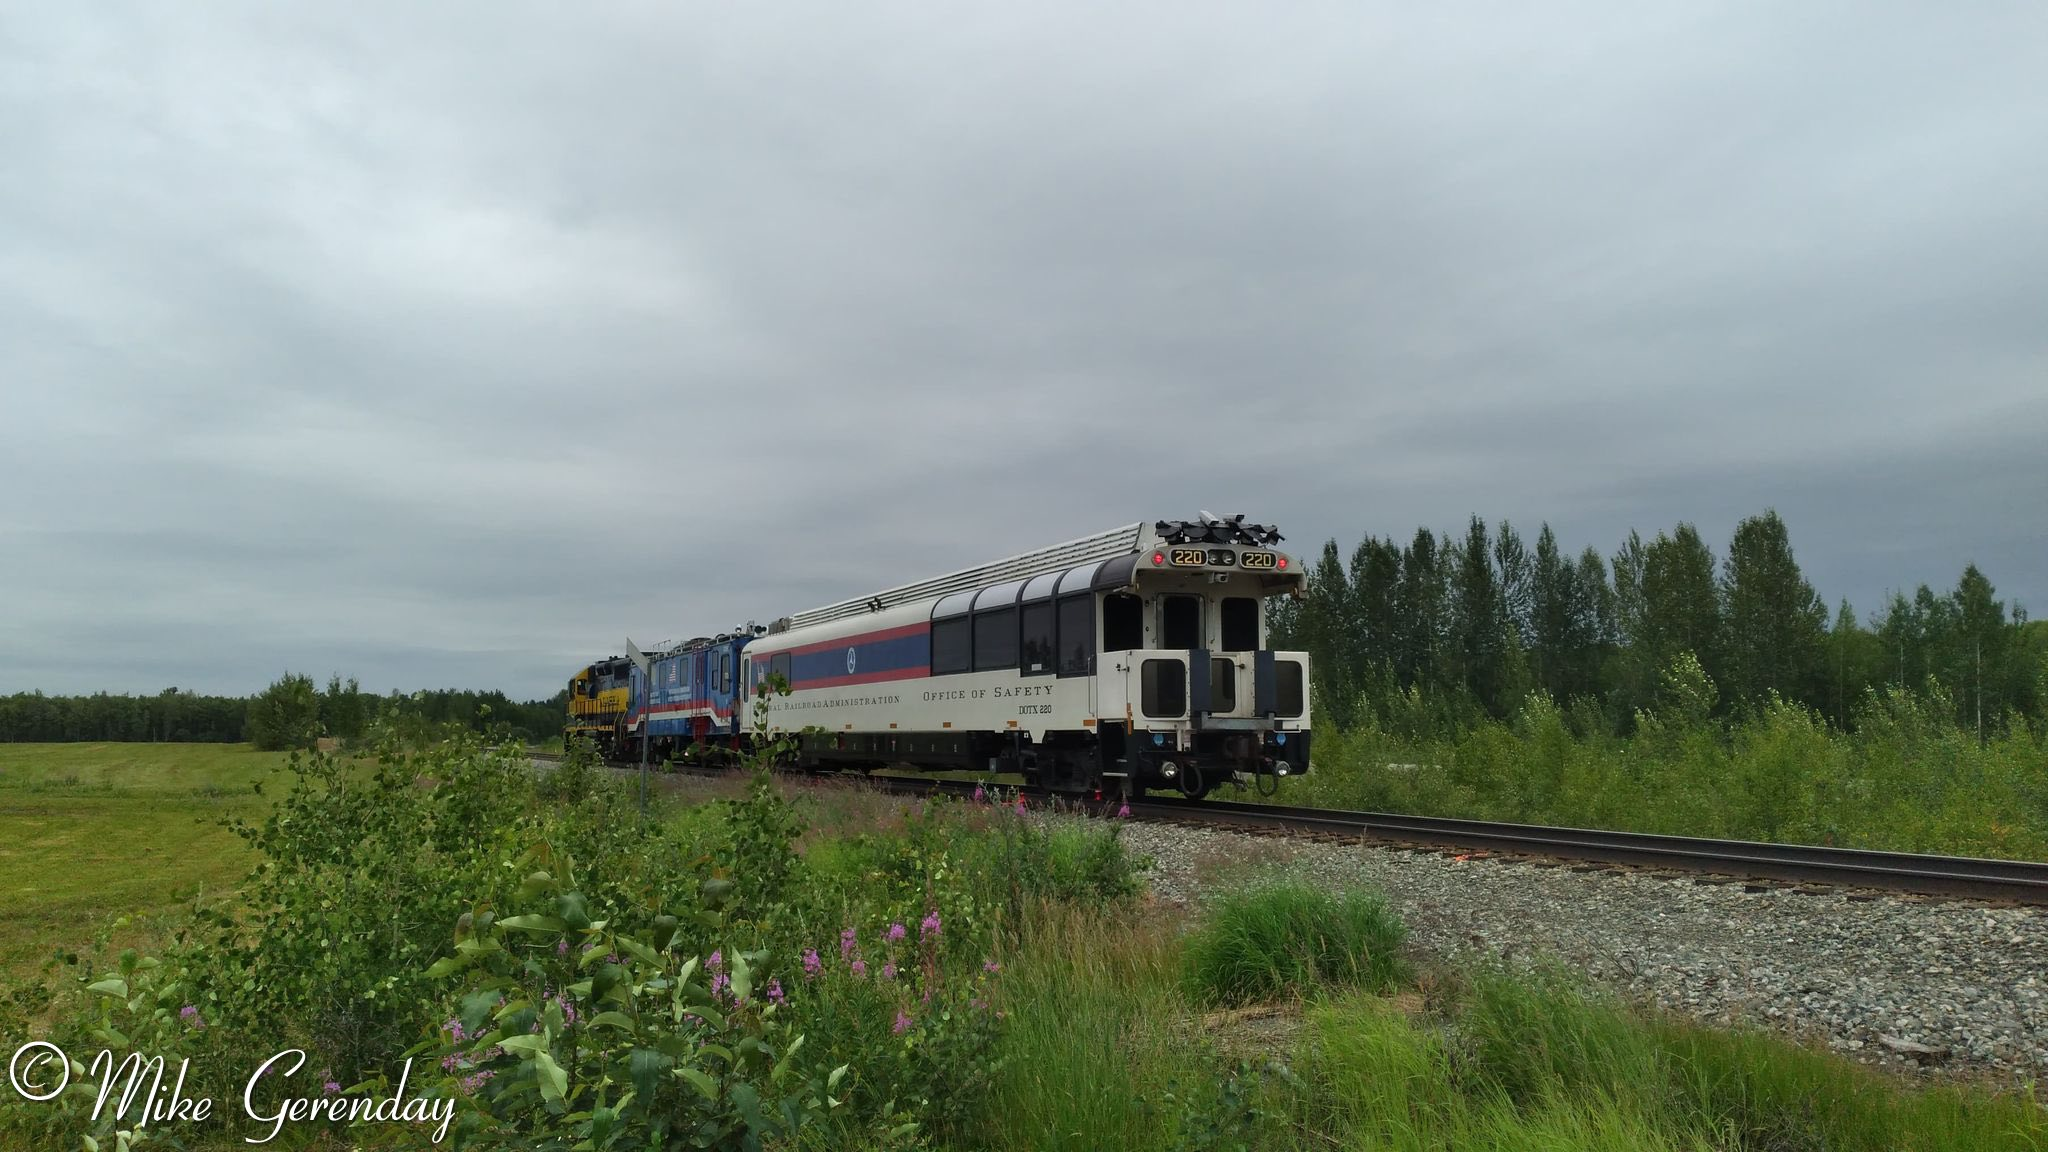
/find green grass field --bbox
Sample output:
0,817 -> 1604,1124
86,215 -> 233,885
0,743 -> 283,980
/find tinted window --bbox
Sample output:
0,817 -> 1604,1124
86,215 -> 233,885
1103,592 -> 1143,651
1057,595 -> 1094,677
1211,657 -> 1236,712
1276,660 -> 1305,718
770,652 -> 792,688
932,617 -> 971,675
974,607 -> 1019,671
1163,595 -> 1202,650
1021,601 -> 1055,675
1141,658 -> 1186,718
1221,597 -> 1259,651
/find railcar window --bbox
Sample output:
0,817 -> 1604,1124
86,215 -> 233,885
1162,595 -> 1202,651
1103,592 -> 1143,652
770,652 -> 791,688
1020,601 -> 1054,675
1056,595 -> 1094,677
1276,661 -> 1305,718
720,651 -> 732,694
1141,658 -> 1186,718
932,617 -> 971,675
1221,597 -> 1258,652
974,607 -> 1019,671
1212,658 -> 1237,712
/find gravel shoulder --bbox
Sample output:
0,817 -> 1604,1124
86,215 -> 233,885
1114,819 -> 2048,1087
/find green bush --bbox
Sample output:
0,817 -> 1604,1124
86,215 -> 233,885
1182,881 -> 1409,1007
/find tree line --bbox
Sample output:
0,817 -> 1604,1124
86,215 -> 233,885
1270,509 -> 2048,738
0,675 -> 569,749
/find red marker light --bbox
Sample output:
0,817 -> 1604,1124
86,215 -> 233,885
1277,556 -> 1288,569
1152,551 -> 1165,566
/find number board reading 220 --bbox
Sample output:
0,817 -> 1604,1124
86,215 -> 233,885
1167,548 -> 1279,569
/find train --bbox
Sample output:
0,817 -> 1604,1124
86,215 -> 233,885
564,514 -> 1313,799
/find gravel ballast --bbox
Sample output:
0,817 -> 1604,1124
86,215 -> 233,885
1112,818 -> 2048,1084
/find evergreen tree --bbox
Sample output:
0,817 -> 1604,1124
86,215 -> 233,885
1719,510 -> 1828,709
1452,516 -> 1505,713
247,672 -> 322,751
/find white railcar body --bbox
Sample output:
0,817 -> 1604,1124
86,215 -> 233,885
733,515 -> 1313,797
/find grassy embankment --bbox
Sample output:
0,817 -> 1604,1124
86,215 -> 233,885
4,742 -> 2044,1150
1284,692 -> 2048,860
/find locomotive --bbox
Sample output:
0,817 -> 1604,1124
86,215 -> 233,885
565,514 -> 1312,799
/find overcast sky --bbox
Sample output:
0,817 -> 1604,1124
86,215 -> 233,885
4,2 -> 2044,700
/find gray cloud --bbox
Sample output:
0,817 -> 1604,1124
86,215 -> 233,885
4,1 -> 2045,697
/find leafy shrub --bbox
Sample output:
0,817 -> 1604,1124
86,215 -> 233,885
1182,881 -> 1408,1006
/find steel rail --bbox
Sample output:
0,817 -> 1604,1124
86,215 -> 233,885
532,753 -> 2048,905
1124,796 -> 2048,904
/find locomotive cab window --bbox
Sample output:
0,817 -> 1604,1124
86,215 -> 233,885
1102,592 -> 1143,652
1056,595 -> 1094,677
1220,597 -> 1259,652
1020,601 -> 1055,675
1162,595 -> 1202,651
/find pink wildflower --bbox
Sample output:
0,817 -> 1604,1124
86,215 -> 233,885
921,910 -> 941,939
802,948 -> 822,978
445,1016 -> 466,1041
881,962 -> 896,981
850,958 -> 867,978
983,960 -> 1001,974
1116,802 -> 1131,819
840,928 -> 857,959
708,949 -> 722,972
893,1011 -> 912,1035
556,939 -> 570,956
972,784 -> 985,803
324,1079 -> 342,1095
179,1004 -> 204,1029
886,922 -> 906,943
1014,797 -> 1027,814
767,979 -> 785,1004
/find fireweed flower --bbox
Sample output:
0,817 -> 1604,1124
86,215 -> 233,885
850,959 -> 867,978
983,960 -> 1001,974
1116,802 -> 1131,819
972,784 -> 986,803
444,1017 -> 466,1041
712,973 -> 730,997
840,928 -> 857,959
324,1080 -> 341,1096
708,949 -> 722,972
921,910 -> 941,938
893,1011 -> 912,1035
179,1004 -> 203,1029
880,962 -> 896,981
556,939 -> 570,957
886,922 -> 906,943
802,948 -> 822,977
767,979 -> 785,1004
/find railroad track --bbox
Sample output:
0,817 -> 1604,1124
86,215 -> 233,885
529,752 -> 2048,906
